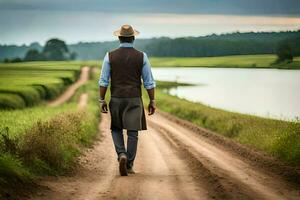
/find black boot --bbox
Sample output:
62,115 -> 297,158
119,153 -> 128,176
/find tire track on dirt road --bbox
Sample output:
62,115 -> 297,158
148,112 -> 300,200
104,124 -> 210,200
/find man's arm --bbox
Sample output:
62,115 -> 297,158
99,86 -> 108,113
98,53 -> 110,113
146,88 -> 155,115
142,53 -> 156,115
99,86 -> 107,100
146,88 -> 155,101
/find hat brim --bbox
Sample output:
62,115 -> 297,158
113,30 -> 140,37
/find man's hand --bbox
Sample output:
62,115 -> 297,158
100,100 -> 108,113
99,87 -> 108,113
148,100 -> 156,115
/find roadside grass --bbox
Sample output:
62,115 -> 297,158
19,100 -> 99,174
0,103 -> 76,138
0,101 -> 99,193
0,153 -> 33,182
0,61 -> 84,109
0,65 -> 100,198
151,82 -> 300,166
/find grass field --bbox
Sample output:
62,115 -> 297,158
94,54 -> 300,69
0,103 -> 76,137
0,61 -> 90,109
0,62 -> 100,197
152,82 -> 300,166
149,55 -> 300,69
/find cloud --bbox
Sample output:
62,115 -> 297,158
1,0 -> 300,15
1,0 -> 299,44
1,10 -> 299,45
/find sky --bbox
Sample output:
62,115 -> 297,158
1,0 -> 300,45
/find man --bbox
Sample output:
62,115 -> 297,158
98,24 -> 156,176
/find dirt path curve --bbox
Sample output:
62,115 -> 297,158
48,66 -> 89,107
29,112 -> 300,200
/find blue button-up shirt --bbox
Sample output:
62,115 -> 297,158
98,42 -> 156,89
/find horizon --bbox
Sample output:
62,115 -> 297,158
1,29 -> 300,46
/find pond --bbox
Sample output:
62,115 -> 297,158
152,67 -> 300,120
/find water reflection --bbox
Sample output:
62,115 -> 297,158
152,67 -> 300,120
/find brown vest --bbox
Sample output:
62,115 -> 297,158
109,47 -> 143,97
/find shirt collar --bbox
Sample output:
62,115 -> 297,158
119,42 -> 134,48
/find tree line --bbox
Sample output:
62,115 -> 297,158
142,32 -> 300,61
1,30 -> 300,63
67,31 -> 300,60
275,36 -> 300,63
3,39 -> 76,63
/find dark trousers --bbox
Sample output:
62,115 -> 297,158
111,127 -> 138,169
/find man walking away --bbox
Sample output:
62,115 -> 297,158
98,24 -> 156,176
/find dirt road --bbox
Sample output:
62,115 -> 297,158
48,66 -> 90,107
29,111 -> 300,200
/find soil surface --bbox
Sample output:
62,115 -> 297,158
48,66 -> 89,107
28,112 -> 300,200
77,93 -> 88,109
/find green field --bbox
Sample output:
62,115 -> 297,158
152,82 -> 300,166
0,61 -> 89,109
0,62 -> 100,196
149,55 -> 300,69
94,54 -> 300,69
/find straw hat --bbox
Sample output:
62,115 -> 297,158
113,24 -> 140,37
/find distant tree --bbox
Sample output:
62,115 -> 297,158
70,52 -> 77,60
3,57 -> 22,63
284,36 -> 300,57
43,38 -> 69,61
276,42 -> 293,63
22,39 -> 76,61
11,57 -> 22,63
24,49 -> 44,61
29,42 -> 42,51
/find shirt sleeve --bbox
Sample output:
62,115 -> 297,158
98,52 -> 110,87
142,52 -> 156,89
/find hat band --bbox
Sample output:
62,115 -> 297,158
120,31 -> 134,36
